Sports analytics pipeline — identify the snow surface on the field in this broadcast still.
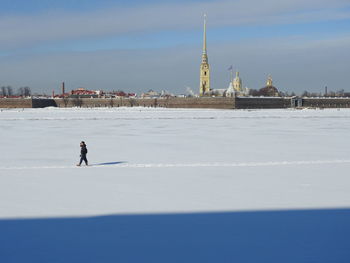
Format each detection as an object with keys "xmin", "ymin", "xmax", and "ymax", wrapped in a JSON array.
[{"xmin": 1, "ymin": 107, "xmax": 350, "ymax": 262}]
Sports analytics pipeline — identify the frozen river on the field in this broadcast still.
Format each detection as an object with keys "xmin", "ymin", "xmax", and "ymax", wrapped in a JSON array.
[{"xmin": 1, "ymin": 107, "xmax": 349, "ymax": 262}]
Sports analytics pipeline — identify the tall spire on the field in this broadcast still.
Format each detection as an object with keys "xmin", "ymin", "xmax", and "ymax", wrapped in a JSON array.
[
  {"xmin": 199, "ymin": 13, "xmax": 210, "ymax": 96},
  {"xmin": 202, "ymin": 14, "xmax": 208, "ymax": 64},
  {"xmin": 203, "ymin": 14, "xmax": 207, "ymax": 54}
]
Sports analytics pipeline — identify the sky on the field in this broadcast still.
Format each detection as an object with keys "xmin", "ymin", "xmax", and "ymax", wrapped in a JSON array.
[{"xmin": 0, "ymin": 0, "xmax": 350, "ymax": 95}]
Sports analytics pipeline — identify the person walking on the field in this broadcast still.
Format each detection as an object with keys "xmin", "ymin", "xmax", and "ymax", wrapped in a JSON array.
[{"xmin": 77, "ymin": 141, "xmax": 88, "ymax": 166}]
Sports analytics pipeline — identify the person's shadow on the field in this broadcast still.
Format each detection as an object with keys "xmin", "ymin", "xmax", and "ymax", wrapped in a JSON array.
[{"xmin": 93, "ymin": 161, "xmax": 127, "ymax": 166}]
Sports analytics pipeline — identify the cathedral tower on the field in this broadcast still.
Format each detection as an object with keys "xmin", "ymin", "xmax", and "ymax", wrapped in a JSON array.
[
  {"xmin": 199, "ymin": 14, "xmax": 210, "ymax": 96},
  {"xmin": 233, "ymin": 71, "xmax": 242, "ymax": 92}
]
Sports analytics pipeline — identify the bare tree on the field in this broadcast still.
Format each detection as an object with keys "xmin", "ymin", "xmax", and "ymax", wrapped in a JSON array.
[
  {"xmin": 24, "ymin": 87, "xmax": 31, "ymax": 97},
  {"xmin": 17, "ymin": 87, "xmax": 24, "ymax": 96},
  {"xmin": 1, "ymin": 86, "xmax": 6, "ymax": 96},
  {"xmin": 15, "ymin": 87, "xmax": 31, "ymax": 97},
  {"xmin": 6, "ymin": 86, "xmax": 13, "ymax": 97}
]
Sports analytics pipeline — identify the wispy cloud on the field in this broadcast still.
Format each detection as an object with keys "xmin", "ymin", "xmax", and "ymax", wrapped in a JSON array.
[{"xmin": 0, "ymin": 0, "xmax": 349, "ymax": 50}]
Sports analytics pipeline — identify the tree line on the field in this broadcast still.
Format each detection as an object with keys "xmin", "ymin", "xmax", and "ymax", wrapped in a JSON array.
[{"xmin": 0, "ymin": 86, "xmax": 31, "ymax": 97}]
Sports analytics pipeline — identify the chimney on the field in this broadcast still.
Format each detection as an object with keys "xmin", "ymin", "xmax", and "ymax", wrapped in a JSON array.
[{"xmin": 62, "ymin": 82, "xmax": 65, "ymax": 96}]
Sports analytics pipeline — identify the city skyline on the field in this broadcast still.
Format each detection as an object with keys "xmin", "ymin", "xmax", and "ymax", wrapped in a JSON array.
[{"xmin": 0, "ymin": 0, "xmax": 350, "ymax": 94}]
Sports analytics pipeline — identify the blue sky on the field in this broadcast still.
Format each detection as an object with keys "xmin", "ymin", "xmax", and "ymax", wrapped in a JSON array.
[
  {"xmin": 0, "ymin": 0, "xmax": 154, "ymax": 14},
  {"xmin": 0, "ymin": 0, "xmax": 350, "ymax": 94}
]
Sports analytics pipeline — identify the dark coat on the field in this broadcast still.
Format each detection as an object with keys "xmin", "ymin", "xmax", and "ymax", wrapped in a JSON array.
[{"xmin": 81, "ymin": 145, "xmax": 88, "ymax": 155}]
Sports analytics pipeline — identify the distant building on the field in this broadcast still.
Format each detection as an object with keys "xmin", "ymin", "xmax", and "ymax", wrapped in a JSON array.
[
  {"xmin": 225, "ymin": 82, "xmax": 235, "ymax": 97},
  {"xmin": 212, "ymin": 89, "xmax": 226, "ymax": 97},
  {"xmin": 225, "ymin": 71, "xmax": 249, "ymax": 97},
  {"xmin": 70, "ymin": 88, "xmax": 98, "ymax": 98},
  {"xmin": 199, "ymin": 15, "xmax": 210, "ymax": 96},
  {"xmin": 259, "ymin": 75, "xmax": 280, "ymax": 97},
  {"xmin": 141, "ymin": 90, "xmax": 160, "ymax": 98},
  {"xmin": 160, "ymin": 90, "xmax": 175, "ymax": 97},
  {"xmin": 109, "ymin": 91, "xmax": 136, "ymax": 98}
]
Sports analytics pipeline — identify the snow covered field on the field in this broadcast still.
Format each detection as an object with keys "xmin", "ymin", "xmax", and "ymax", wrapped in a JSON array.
[{"xmin": 1, "ymin": 107, "xmax": 350, "ymax": 262}]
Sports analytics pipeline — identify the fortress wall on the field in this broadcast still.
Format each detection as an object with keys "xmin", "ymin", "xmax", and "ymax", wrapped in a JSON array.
[
  {"xmin": 32, "ymin": 99, "xmax": 57, "ymax": 108},
  {"xmin": 302, "ymin": 98, "xmax": 350, "ymax": 108},
  {"xmin": 0, "ymin": 98, "xmax": 32, "ymax": 108},
  {"xmin": 54, "ymin": 98, "xmax": 126, "ymax": 108},
  {"xmin": 157, "ymin": 97, "xmax": 235, "ymax": 109},
  {"xmin": 54, "ymin": 98, "xmax": 153, "ymax": 108},
  {"xmin": 54, "ymin": 97, "xmax": 235, "ymax": 109},
  {"xmin": 2, "ymin": 97, "xmax": 350, "ymax": 109},
  {"xmin": 235, "ymin": 97, "xmax": 291, "ymax": 109},
  {"xmin": 0, "ymin": 98, "xmax": 57, "ymax": 108}
]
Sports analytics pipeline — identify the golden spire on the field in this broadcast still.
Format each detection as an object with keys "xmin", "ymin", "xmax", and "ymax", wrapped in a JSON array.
[
  {"xmin": 199, "ymin": 14, "xmax": 210, "ymax": 96},
  {"xmin": 202, "ymin": 14, "xmax": 208, "ymax": 64},
  {"xmin": 203, "ymin": 14, "xmax": 207, "ymax": 53}
]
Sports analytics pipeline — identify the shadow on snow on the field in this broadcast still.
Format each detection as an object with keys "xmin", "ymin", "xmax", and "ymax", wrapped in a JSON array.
[
  {"xmin": 92, "ymin": 161, "xmax": 127, "ymax": 166},
  {"xmin": 1, "ymin": 209, "xmax": 350, "ymax": 263}
]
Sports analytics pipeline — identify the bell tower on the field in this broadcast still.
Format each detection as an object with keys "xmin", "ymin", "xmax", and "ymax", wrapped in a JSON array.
[{"xmin": 199, "ymin": 14, "xmax": 210, "ymax": 96}]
